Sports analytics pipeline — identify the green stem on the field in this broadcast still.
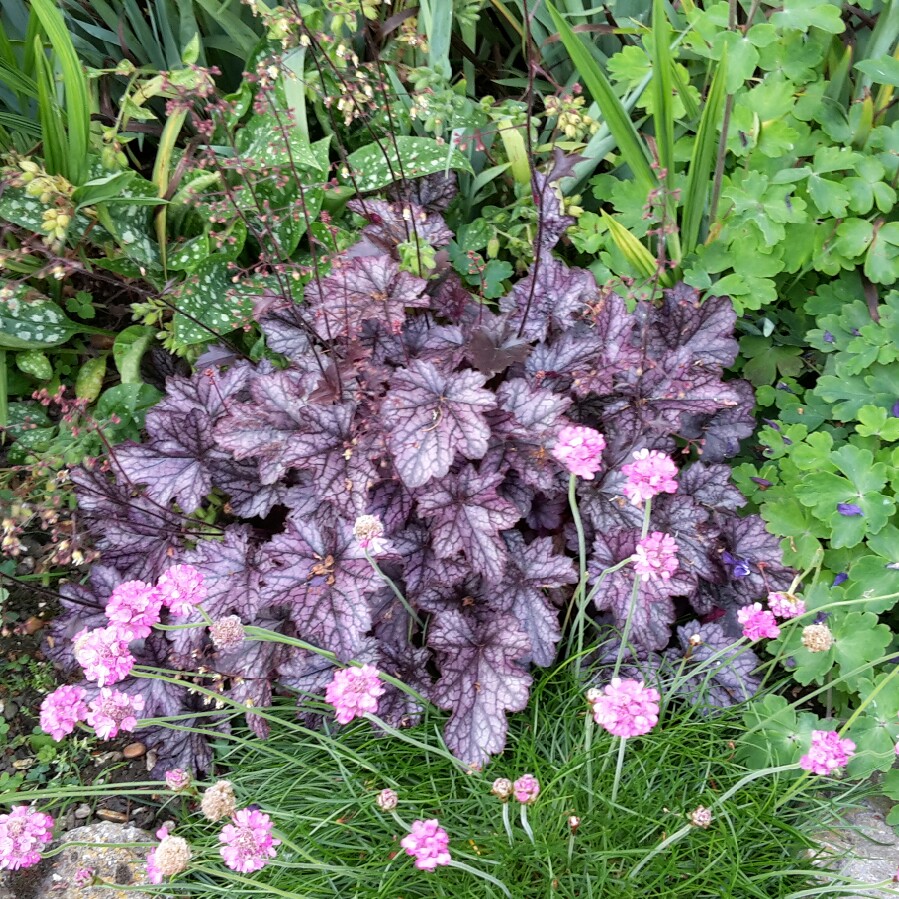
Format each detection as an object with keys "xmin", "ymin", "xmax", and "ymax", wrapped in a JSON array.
[
  {"xmin": 364, "ymin": 550, "xmax": 423, "ymax": 628},
  {"xmin": 610, "ymin": 736, "xmax": 627, "ymax": 805},
  {"xmin": 567, "ymin": 473, "xmax": 589, "ymax": 662},
  {"xmin": 612, "ymin": 498, "xmax": 652, "ymax": 678}
]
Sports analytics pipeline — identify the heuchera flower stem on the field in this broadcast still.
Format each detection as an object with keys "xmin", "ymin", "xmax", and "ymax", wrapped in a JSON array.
[{"xmin": 613, "ymin": 498, "xmax": 652, "ymax": 679}]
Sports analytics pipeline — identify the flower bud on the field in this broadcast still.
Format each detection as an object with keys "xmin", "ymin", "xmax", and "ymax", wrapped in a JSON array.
[
  {"xmin": 376, "ymin": 788, "xmax": 398, "ymax": 811},
  {"xmin": 689, "ymin": 806, "xmax": 712, "ymax": 828},
  {"xmin": 491, "ymin": 778, "xmax": 513, "ymax": 801}
]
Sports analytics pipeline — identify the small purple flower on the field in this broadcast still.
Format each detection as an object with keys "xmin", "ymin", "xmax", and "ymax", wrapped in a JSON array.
[
  {"xmin": 722, "ymin": 551, "xmax": 751, "ymax": 579},
  {"xmin": 832, "ymin": 572, "xmax": 848, "ymax": 587},
  {"xmin": 823, "ymin": 331, "xmax": 834, "ymax": 343},
  {"xmin": 891, "ymin": 401, "xmax": 899, "ymax": 418},
  {"xmin": 851, "ymin": 327, "xmax": 860, "ymax": 336},
  {"xmin": 837, "ymin": 503, "xmax": 863, "ymax": 517},
  {"xmin": 750, "ymin": 477, "xmax": 772, "ymax": 488}
]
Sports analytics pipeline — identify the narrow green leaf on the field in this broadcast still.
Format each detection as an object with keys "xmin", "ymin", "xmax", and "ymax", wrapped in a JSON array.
[
  {"xmin": 681, "ymin": 48, "xmax": 728, "ymax": 257},
  {"xmin": 854, "ymin": 0, "xmax": 899, "ymax": 100},
  {"xmin": 545, "ymin": 1, "xmax": 655, "ymax": 193},
  {"xmin": 601, "ymin": 211, "xmax": 662, "ymax": 282},
  {"xmin": 651, "ymin": 0, "xmax": 674, "ymax": 183},
  {"xmin": 423, "ymin": 0, "xmax": 452, "ymax": 79},
  {"xmin": 33, "ymin": 40, "xmax": 67, "ymax": 178},
  {"xmin": 192, "ymin": 0, "xmax": 260, "ymax": 55}
]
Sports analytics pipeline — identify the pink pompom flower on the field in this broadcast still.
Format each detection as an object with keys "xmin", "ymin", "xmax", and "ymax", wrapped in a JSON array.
[
  {"xmin": 589, "ymin": 678, "xmax": 661, "ymax": 738},
  {"xmin": 620, "ymin": 449, "xmax": 678, "ymax": 507},
  {"xmin": 105, "ymin": 580, "xmax": 162, "ymax": 641},
  {"xmin": 552, "ymin": 425, "xmax": 607, "ymax": 480},
  {"xmin": 165, "ymin": 769, "xmax": 191, "ymax": 792},
  {"xmin": 737, "ymin": 603, "xmax": 781, "ymax": 641},
  {"xmin": 86, "ymin": 688, "xmax": 144, "ymax": 740},
  {"xmin": 353, "ymin": 515, "xmax": 390, "ymax": 556},
  {"xmin": 0, "ymin": 806, "xmax": 54, "ymax": 871},
  {"xmin": 633, "ymin": 532, "xmax": 679, "ymax": 580},
  {"xmin": 512, "ymin": 774, "xmax": 540, "ymax": 804},
  {"xmin": 325, "ymin": 664, "xmax": 385, "ymax": 725},
  {"xmin": 39, "ymin": 684, "xmax": 88, "ymax": 741},
  {"xmin": 767, "ymin": 591, "xmax": 806, "ymax": 620},
  {"xmin": 400, "ymin": 819, "xmax": 451, "ymax": 871},
  {"xmin": 156, "ymin": 564, "xmax": 206, "ymax": 618},
  {"xmin": 219, "ymin": 808, "xmax": 280, "ymax": 873},
  {"xmin": 73, "ymin": 626, "xmax": 135, "ymax": 686},
  {"xmin": 799, "ymin": 730, "xmax": 855, "ymax": 775}
]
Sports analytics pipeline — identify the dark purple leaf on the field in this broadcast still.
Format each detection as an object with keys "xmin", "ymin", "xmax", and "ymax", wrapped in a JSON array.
[
  {"xmin": 417, "ymin": 464, "xmax": 520, "ymax": 583},
  {"xmin": 651, "ymin": 494, "xmax": 723, "ymax": 585},
  {"xmin": 155, "ymin": 361, "xmax": 253, "ymax": 424},
  {"xmin": 716, "ymin": 514, "xmax": 793, "ymax": 601},
  {"xmin": 429, "ymin": 609, "xmax": 532, "ymax": 769},
  {"xmin": 347, "ymin": 198, "xmax": 453, "ymax": 250},
  {"xmin": 401, "ymin": 314, "xmax": 466, "ymax": 367},
  {"xmin": 259, "ymin": 304, "xmax": 313, "ymax": 361},
  {"xmin": 382, "ymin": 360, "xmax": 495, "ymax": 488},
  {"xmin": 393, "ymin": 525, "xmax": 471, "ymax": 595},
  {"xmin": 680, "ymin": 379, "xmax": 756, "ymax": 462},
  {"xmin": 386, "ymin": 172, "xmax": 457, "ymax": 213},
  {"xmin": 465, "ymin": 311, "xmax": 532, "ymax": 375},
  {"xmin": 429, "ymin": 271, "xmax": 476, "ymax": 323},
  {"xmin": 143, "ymin": 724, "xmax": 213, "ymax": 777},
  {"xmin": 207, "ymin": 457, "xmax": 287, "ymax": 518},
  {"xmin": 677, "ymin": 463, "xmax": 747, "ymax": 513}
]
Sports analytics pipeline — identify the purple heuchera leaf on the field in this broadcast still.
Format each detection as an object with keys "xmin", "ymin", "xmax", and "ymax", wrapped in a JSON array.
[
  {"xmin": 347, "ymin": 198, "xmax": 453, "ymax": 251},
  {"xmin": 716, "ymin": 515, "xmax": 793, "ymax": 601},
  {"xmin": 428, "ymin": 609, "xmax": 532, "ymax": 769},
  {"xmin": 417, "ymin": 463, "xmax": 520, "ymax": 583},
  {"xmin": 386, "ymin": 171, "xmax": 458, "ymax": 213},
  {"xmin": 382, "ymin": 360, "xmax": 495, "ymax": 488}
]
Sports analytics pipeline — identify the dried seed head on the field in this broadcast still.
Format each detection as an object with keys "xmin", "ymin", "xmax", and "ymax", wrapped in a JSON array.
[
  {"xmin": 155, "ymin": 835, "xmax": 192, "ymax": 876},
  {"xmin": 689, "ymin": 806, "xmax": 712, "ymax": 828},
  {"xmin": 200, "ymin": 780, "xmax": 236, "ymax": 822},
  {"xmin": 491, "ymin": 778, "xmax": 513, "ymax": 801},
  {"xmin": 801, "ymin": 624, "xmax": 834, "ymax": 653},
  {"xmin": 376, "ymin": 789, "xmax": 398, "ymax": 811},
  {"xmin": 209, "ymin": 616, "xmax": 245, "ymax": 653},
  {"xmin": 568, "ymin": 815, "xmax": 581, "ymax": 833}
]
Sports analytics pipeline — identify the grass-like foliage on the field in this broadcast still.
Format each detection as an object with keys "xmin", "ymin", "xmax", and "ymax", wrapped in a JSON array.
[{"xmin": 154, "ymin": 668, "xmax": 851, "ymax": 899}]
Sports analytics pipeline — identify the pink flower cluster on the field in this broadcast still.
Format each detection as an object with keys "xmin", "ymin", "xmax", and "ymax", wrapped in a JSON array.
[
  {"xmin": 156, "ymin": 565, "xmax": 207, "ymax": 618},
  {"xmin": 0, "ymin": 806, "xmax": 54, "ymax": 871},
  {"xmin": 552, "ymin": 425, "xmax": 606, "ymax": 480},
  {"xmin": 512, "ymin": 774, "xmax": 540, "ymax": 804},
  {"xmin": 39, "ymin": 685, "xmax": 88, "ymax": 741},
  {"xmin": 73, "ymin": 626, "xmax": 136, "ymax": 686},
  {"xmin": 86, "ymin": 688, "xmax": 145, "ymax": 740},
  {"xmin": 799, "ymin": 730, "xmax": 855, "ymax": 775},
  {"xmin": 325, "ymin": 664, "xmax": 385, "ymax": 724},
  {"xmin": 621, "ymin": 450, "xmax": 678, "ymax": 507},
  {"xmin": 767, "ymin": 591, "xmax": 806, "ymax": 620},
  {"xmin": 219, "ymin": 808, "xmax": 281, "ymax": 873},
  {"xmin": 105, "ymin": 580, "xmax": 163, "ymax": 641},
  {"xmin": 400, "ymin": 819, "xmax": 451, "ymax": 871},
  {"xmin": 737, "ymin": 603, "xmax": 781, "ymax": 641},
  {"xmin": 633, "ymin": 532, "xmax": 679, "ymax": 580},
  {"xmin": 589, "ymin": 678, "xmax": 661, "ymax": 738}
]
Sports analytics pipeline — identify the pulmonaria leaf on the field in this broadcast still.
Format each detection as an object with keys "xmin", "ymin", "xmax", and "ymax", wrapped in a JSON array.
[
  {"xmin": 382, "ymin": 360, "xmax": 495, "ymax": 488},
  {"xmin": 115, "ymin": 408, "xmax": 216, "ymax": 513},
  {"xmin": 501, "ymin": 255, "xmax": 597, "ymax": 341},
  {"xmin": 716, "ymin": 514, "xmax": 794, "ymax": 601},
  {"xmin": 386, "ymin": 171, "xmax": 458, "ymax": 213},
  {"xmin": 71, "ymin": 468, "xmax": 184, "ymax": 581},
  {"xmin": 666, "ymin": 620, "xmax": 761, "ymax": 709},
  {"xmin": 417, "ymin": 463, "xmax": 520, "ymax": 583},
  {"xmin": 496, "ymin": 533, "xmax": 577, "ymax": 666},
  {"xmin": 428, "ymin": 609, "xmax": 532, "ymax": 769},
  {"xmin": 347, "ymin": 198, "xmax": 453, "ymax": 251},
  {"xmin": 305, "ymin": 254, "xmax": 429, "ymax": 340},
  {"xmin": 258, "ymin": 518, "xmax": 378, "ymax": 660},
  {"xmin": 213, "ymin": 368, "xmax": 319, "ymax": 484},
  {"xmin": 588, "ymin": 530, "xmax": 695, "ymax": 652}
]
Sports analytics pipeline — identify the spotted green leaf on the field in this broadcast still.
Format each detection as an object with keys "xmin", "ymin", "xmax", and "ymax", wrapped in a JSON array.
[
  {"xmin": 345, "ymin": 137, "xmax": 473, "ymax": 193},
  {"xmin": 0, "ymin": 283, "xmax": 82, "ymax": 350}
]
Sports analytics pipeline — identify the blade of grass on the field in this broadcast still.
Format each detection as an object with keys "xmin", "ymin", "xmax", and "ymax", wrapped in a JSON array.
[
  {"xmin": 681, "ymin": 47, "xmax": 727, "ymax": 258},
  {"xmin": 0, "ymin": 350, "xmax": 7, "ymax": 429},
  {"xmin": 31, "ymin": 0, "xmax": 91, "ymax": 185},
  {"xmin": 33, "ymin": 39, "xmax": 67, "ymax": 178},
  {"xmin": 152, "ymin": 108, "xmax": 188, "ymax": 274},
  {"xmin": 546, "ymin": 0, "xmax": 656, "ymax": 194}
]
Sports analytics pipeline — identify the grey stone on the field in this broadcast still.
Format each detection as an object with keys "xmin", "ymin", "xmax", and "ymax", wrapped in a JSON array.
[{"xmin": 0, "ymin": 821, "xmax": 160, "ymax": 899}]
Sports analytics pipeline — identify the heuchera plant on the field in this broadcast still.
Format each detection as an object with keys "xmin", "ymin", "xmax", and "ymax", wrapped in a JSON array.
[{"xmin": 47, "ymin": 170, "xmax": 791, "ymax": 772}]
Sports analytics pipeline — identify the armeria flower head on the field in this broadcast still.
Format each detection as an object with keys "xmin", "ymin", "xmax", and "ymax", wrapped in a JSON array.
[
  {"xmin": 689, "ymin": 806, "xmax": 712, "ymax": 828},
  {"xmin": 491, "ymin": 778, "xmax": 513, "ymax": 801},
  {"xmin": 104, "ymin": 580, "xmax": 162, "ymax": 641},
  {"xmin": 551, "ymin": 425, "xmax": 606, "ymax": 480},
  {"xmin": 633, "ymin": 532, "xmax": 679, "ymax": 580},
  {"xmin": 156, "ymin": 564, "xmax": 206, "ymax": 618},
  {"xmin": 737, "ymin": 603, "xmax": 780, "ymax": 641},
  {"xmin": 802, "ymin": 623, "xmax": 834, "ymax": 652},
  {"xmin": 353, "ymin": 515, "xmax": 390, "ymax": 556},
  {"xmin": 589, "ymin": 678, "xmax": 661, "ymax": 738},
  {"xmin": 0, "ymin": 806, "xmax": 54, "ymax": 870},
  {"xmin": 86, "ymin": 688, "xmax": 144, "ymax": 740},
  {"xmin": 209, "ymin": 616, "xmax": 245, "ymax": 653},
  {"xmin": 512, "ymin": 774, "xmax": 540, "ymax": 804},
  {"xmin": 376, "ymin": 789, "xmax": 398, "ymax": 811},
  {"xmin": 219, "ymin": 808, "xmax": 280, "ymax": 873},
  {"xmin": 148, "ymin": 832, "xmax": 192, "ymax": 882},
  {"xmin": 73, "ymin": 626, "xmax": 135, "ymax": 686},
  {"xmin": 767, "ymin": 591, "xmax": 806, "ymax": 620},
  {"xmin": 200, "ymin": 781, "xmax": 236, "ymax": 822},
  {"xmin": 620, "ymin": 449, "xmax": 678, "ymax": 507},
  {"xmin": 325, "ymin": 664, "xmax": 385, "ymax": 724},
  {"xmin": 165, "ymin": 769, "xmax": 191, "ymax": 792},
  {"xmin": 400, "ymin": 819, "xmax": 451, "ymax": 871},
  {"xmin": 799, "ymin": 730, "xmax": 855, "ymax": 775},
  {"xmin": 39, "ymin": 684, "xmax": 88, "ymax": 741}
]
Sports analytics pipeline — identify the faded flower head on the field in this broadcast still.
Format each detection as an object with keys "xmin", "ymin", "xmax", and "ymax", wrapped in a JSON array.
[
  {"xmin": 325, "ymin": 664, "xmax": 385, "ymax": 725},
  {"xmin": 209, "ymin": 615, "xmax": 245, "ymax": 653},
  {"xmin": 491, "ymin": 778, "xmax": 513, "ymax": 801},
  {"xmin": 165, "ymin": 769, "xmax": 191, "ymax": 792},
  {"xmin": 589, "ymin": 678, "xmax": 660, "ymax": 738},
  {"xmin": 72, "ymin": 868, "xmax": 93, "ymax": 886},
  {"xmin": 86, "ymin": 688, "xmax": 144, "ymax": 740},
  {"xmin": 689, "ymin": 806, "xmax": 712, "ymax": 828},
  {"xmin": 200, "ymin": 781, "xmax": 237, "ymax": 823},
  {"xmin": 147, "ymin": 831, "xmax": 192, "ymax": 884},
  {"xmin": 39, "ymin": 684, "xmax": 88, "ymax": 741},
  {"xmin": 353, "ymin": 515, "xmax": 390, "ymax": 555},
  {"xmin": 376, "ymin": 788, "xmax": 398, "ymax": 811},
  {"xmin": 104, "ymin": 580, "xmax": 162, "ymax": 641},
  {"xmin": 568, "ymin": 815, "xmax": 580, "ymax": 832},
  {"xmin": 219, "ymin": 808, "xmax": 280, "ymax": 873},
  {"xmin": 801, "ymin": 623, "xmax": 834, "ymax": 653},
  {"xmin": 620, "ymin": 449, "xmax": 678, "ymax": 507},
  {"xmin": 799, "ymin": 730, "xmax": 855, "ymax": 775},
  {"xmin": 156, "ymin": 564, "xmax": 206, "ymax": 618},
  {"xmin": 0, "ymin": 806, "xmax": 54, "ymax": 871},
  {"xmin": 736, "ymin": 603, "xmax": 780, "ymax": 641},
  {"xmin": 767, "ymin": 591, "xmax": 806, "ymax": 620},
  {"xmin": 633, "ymin": 532, "xmax": 679, "ymax": 580},
  {"xmin": 551, "ymin": 425, "xmax": 606, "ymax": 480},
  {"xmin": 512, "ymin": 773, "xmax": 540, "ymax": 804},
  {"xmin": 400, "ymin": 819, "xmax": 451, "ymax": 871},
  {"xmin": 73, "ymin": 625, "xmax": 135, "ymax": 686}
]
